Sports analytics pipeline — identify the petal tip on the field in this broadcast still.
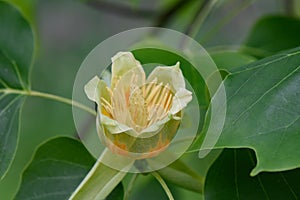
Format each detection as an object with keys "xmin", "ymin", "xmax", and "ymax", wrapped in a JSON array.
[
  {"xmin": 111, "ymin": 51, "xmax": 133, "ymax": 62},
  {"xmin": 84, "ymin": 76, "xmax": 100, "ymax": 102}
]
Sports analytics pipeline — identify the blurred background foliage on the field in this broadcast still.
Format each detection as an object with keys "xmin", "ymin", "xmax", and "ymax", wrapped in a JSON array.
[{"xmin": 0, "ymin": 0, "xmax": 299, "ymax": 199}]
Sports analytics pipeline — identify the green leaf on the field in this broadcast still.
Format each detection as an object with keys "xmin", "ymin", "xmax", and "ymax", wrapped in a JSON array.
[
  {"xmin": 244, "ymin": 15, "xmax": 300, "ymax": 58},
  {"xmin": 157, "ymin": 157, "xmax": 204, "ymax": 193},
  {"xmin": 15, "ymin": 137, "xmax": 95, "ymax": 200},
  {"xmin": 106, "ymin": 183, "xmax": 124, "ymax": 200},
  {"xmin": 205, "ymin": 149, "xmax": 300, "ymax": 199},
  {"xmin": 210, "ymin": 51, "xmax": 256, "ymax": 72},
  {"xmin": 4, "ymin": 0, "xmax": 37, "ymax": 25},
  {"xmin": 0, "ymin": 1, "xmax": 34, "ymax": 179},
  {"xmin": 70, "ymin": 149, "xmax": 134, "ymax": 200},
  {"xmin": 208, "ymin": 50, "xmax": 256, "ymax": 95},
  {"xmin": 16, "ymin": 137, "xmax": 125, "ymax": 200},
  {"xmin": 201, "ymin": 47, "xmax": 300, "ymax": 175}
]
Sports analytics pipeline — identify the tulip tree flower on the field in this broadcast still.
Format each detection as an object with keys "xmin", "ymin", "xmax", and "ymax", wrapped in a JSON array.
[{"xmin": 85, "ymin": 52, "xmax": 192, "ymax": 159}]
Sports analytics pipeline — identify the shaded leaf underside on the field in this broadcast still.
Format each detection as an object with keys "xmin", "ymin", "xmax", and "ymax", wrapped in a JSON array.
[{"xmin": 205, "ymin": 149, "xmax": 300, "ymax": 199}]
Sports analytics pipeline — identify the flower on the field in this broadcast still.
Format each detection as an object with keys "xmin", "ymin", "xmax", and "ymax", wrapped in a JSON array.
[{"xmin": 85, "ymin": 52, "xmax": 192, "ymax": 159}]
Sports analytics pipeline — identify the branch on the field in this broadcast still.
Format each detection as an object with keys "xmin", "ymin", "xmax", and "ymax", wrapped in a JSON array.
[
  {"xmin": 153, "ymin": 0, "xmax": 196, "ymax": 27},
  {"xmin": 86, "ymin": 0, "xmax": 156, "ymax": 19},
  {"xmin": 184, "ymin": 0, "xmax": 210, "ymax": 36}
]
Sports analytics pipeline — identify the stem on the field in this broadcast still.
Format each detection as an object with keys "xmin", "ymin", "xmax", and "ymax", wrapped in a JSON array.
[
  {"xmin": 200, "ymin": 0, "xmax": 256, "ymax": 44},
  {"xmin": 124, "ymin": 174, "xmax": 138, "ymax": 200},
  {"xmin": 152, "ymin": 172, "xmax": 174, "ymax": 200},
  {"xmin": 185, "ymin": 0, "xmax": 219, "ymax": 39},
  {"xmin": 180, "ymin": 0, "xmax": 219, "ymax": 49},
  {"xmin": 1, "ymin": 88, "xmax": 96, "ymax": 116}
]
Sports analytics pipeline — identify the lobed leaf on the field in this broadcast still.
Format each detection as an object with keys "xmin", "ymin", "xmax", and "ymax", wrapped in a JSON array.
[
  {"xmin": 203, "ymin": 47, "xmax": 300, "ymax": 175},
  {"xmin": 0, "ymin": 1, "xmax": 34, "ymax": 179}
]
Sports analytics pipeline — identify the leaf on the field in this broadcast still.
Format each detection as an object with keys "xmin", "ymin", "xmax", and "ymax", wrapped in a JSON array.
[
  {"xmin": 106, "ymin": 183, "xmax": 124, "ymax": 200},
  {"xmin": 157, "ymin": 157, "xmax": 204, "ymax": 193},
  {"xmin": 210, "ymin": 51, "xmax": 256, "ymax": 72},
  {"xmin": 244, "ymin": 15, "xmax": 300, "ymax": 58},
  {"xmin": 15, "ymin": 137, "xmax": 95, "ymax": 200},
  {"xmin": 70, "ymin": 149, "xmax": 134, "ymax": 200},
  {"xmin": 4, "ymin": 0, "xmax": 37, "ymax": 25},
  {"xmin": 0, "ymin": 1, "xmax": 34, "ymax": 179},
  {"xmin": 200, "ymin": 47, "xmax": 300, "ymax": 175},
  {"xmin": 16, "ymin": 137, "xmax": 125, "ymax": 200},
  {"xmin": 208, "ymin": 50, "xmax": 256, "ymax": 95},
  {"xmin": 205, "ymin": 149, "xmax": 300, "ymax": 199}
]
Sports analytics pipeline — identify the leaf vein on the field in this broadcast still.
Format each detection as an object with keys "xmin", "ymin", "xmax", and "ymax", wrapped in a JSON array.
[
  {"xmin": 280, "ymin": 173, "xmax": 298, "ymax": 199},
  {"xmin": 248, "ymin": 150, "xmax": 270, "ymax": 199},
  {"xmin": 30, "ymin": 158, "xmax": 92, "ymax": 170},
  {"xmin": 22, "ymin": 191, "xmax": 69, "ymax": 200},
  {"xmin": 233, "ymin": 65, "xmax": 300, "ymax": 124}
]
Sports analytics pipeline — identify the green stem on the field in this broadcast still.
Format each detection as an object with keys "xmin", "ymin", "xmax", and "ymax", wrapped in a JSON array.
[
  {"xmin": 180, "ymin": 0, "xmax": 219, "ymax": 49},
  {"xmin": 0, "ymin": 88, "xmax": 96, "ymax": 116},
  {"xmin": 152, "ymin": 172, "xmax": 174, "ymax": 200},
  {"xmin": 186, "ymin": 0, "xmax": 219, "ymax": 39},
  {"xmin": 124, "ymin": 174, "xmax": 138, "ymax": 200},
  {"xmin": 200, "ymin": 0, "xmax": 256, "ymax": 43}
]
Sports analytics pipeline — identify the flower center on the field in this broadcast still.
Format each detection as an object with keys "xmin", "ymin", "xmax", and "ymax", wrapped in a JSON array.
[{"xmin": 100, "ymin": 77, "xmax": 174, "ymax": 133}]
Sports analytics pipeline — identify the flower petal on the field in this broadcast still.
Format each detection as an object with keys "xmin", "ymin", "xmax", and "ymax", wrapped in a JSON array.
[
  {"xmin": 170, "ymin": 88, "xmax": 192, "ymax": 115},
  {"xmin": 146, "ymin": 62, "xmax": 185, "ymax": 93},
  {"xmin": 84, "ymin": 76, "xmax": 101, "ymax": 103},
  {"xmin": 111, "ymin": 51, "xmax": 145, "ymax": 89},
  {"xmin": 111, "ymin": 66, "xmax": 146, "ymax": 128},
  {"xmin": 100, "ymin": 114, "xmax": 132, "ymax": 134}
]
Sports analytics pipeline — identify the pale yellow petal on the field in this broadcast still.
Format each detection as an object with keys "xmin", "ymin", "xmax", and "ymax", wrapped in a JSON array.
[
  {"xmin": 146, "ymin": 62, "xmax": 184, "ymax": 93},
  {"xmin": 111, "ymin": 51, "xmax": 145, "ymax": 89},
  {"xmin": 170, "ymin": 88, "xmax": 192, "ymax": 115},
  {"xmin": 84, "ymin": 76, "xmax": 101, "ymax": 103}
]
